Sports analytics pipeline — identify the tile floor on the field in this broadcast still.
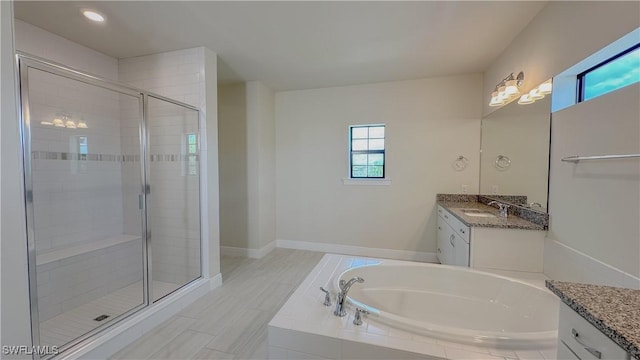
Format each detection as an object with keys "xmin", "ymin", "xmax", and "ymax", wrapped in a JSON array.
[
  {"xmin": 40, "ymin": 280, "xmax": 177, "ymax": 348},
  {"xmin": 111, "ymin": 249, "xmax": 325, "ymax": 359}
]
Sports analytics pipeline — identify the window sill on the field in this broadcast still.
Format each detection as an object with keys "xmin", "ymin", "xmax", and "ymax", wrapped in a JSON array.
[{"xmin": 342, "ymin": 178, "xmax": 391, "ymax": 186}]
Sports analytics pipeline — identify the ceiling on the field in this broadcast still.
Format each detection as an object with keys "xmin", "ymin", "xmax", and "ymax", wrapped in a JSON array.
[{"xmin": 14, "ymin": 1, "xmax": 546, "ymax": 91}]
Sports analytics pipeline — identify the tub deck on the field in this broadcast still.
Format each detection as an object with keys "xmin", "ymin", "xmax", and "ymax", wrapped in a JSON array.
[{"xmin": 268, "ymin": 254, "xmax": 558, "ymax": 360}]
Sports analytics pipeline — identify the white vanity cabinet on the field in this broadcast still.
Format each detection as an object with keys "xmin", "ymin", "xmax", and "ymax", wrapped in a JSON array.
[
  {"xmin": 557, "ymin": 303, "xmax": 630, "ymax": 360},
  {"xmin": 436, "ymin": 205, "xmax": 546, "ymax": 272},
  {"xmin": 437, "ymin": 208, "xmax": 469, "ymax": 266}
]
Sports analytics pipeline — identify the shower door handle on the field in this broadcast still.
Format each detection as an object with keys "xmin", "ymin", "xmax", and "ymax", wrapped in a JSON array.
[{"xmin": 139, "ymin": 194, "xmax": 143, "ymax": 210}]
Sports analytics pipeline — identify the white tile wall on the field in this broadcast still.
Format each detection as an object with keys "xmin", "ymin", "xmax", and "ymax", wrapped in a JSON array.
[
  {"xmin": 544, "ymin": 238, "xmax": 640, "ymax": 289},
  {"xmin": 36, "ymin": 238, "xmax": 143, "ymax": 322},
  {"xmin": 28, "ymin": 65, "xmax": 124, "ymax": 252},
  {"xmin": 119, "ymin": 49, "xmax": 204, "ymax": 288}
]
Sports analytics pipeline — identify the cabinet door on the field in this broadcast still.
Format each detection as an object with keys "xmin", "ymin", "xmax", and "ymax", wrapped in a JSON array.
[
  {"xmin": 452, "ymin": 232, "xmax": 470, "ymax": 267},
  {"xmin": 436, "ymin": 216, "xmax": 448, "ymax": 264},
  {"xmin": 437, "ymin": 216, "xmax": 455, "ymax": 265}
]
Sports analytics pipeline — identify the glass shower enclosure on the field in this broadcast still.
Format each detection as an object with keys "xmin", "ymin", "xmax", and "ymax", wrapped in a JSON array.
[{"xmin": 17, "ymin": 53, "xmax": 202, "ymax": 356}]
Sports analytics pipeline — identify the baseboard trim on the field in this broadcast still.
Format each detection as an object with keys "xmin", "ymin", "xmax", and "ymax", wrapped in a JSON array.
[
  {"xmin": 221, "ymin": 240, "xmax": 276, "ymax": 259},
  {"xmin": 276, "ymin": 239, "xmax": 438, "ymax": 263},
  {"xmin": 209, "ymin": 273, "xmax": 222, "ymax": 289}
]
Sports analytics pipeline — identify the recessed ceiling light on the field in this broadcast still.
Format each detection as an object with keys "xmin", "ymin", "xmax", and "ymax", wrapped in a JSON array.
[{"xmin": 83, "ymin": 10, "xmax": 105, "ymax": 22}]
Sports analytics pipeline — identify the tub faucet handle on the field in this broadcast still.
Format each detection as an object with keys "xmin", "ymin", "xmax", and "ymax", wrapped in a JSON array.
[
  {"xmin": 353, "ymin": 308, "xmax": 369, "ymax": 326},
  {"xmin": 319, "ymin": 287, "xmax": 332, "ymax": 307}
]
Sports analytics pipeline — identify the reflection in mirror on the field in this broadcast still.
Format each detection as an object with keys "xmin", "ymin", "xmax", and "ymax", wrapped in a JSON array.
[{"xmin": 480, "ymin": 85, "xmax": 551, "ymax": 212}]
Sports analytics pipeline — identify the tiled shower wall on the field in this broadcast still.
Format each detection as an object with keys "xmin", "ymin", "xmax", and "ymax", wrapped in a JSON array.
[
  {"xmin": 119, "ymin": 93, "xmax": 143, "ymax": 237},
  {"xmin": 119, "ymin": 48, "xmax": 203, "ymax": 285},
  {"xmin": 16, "ymin": 20, "xmax": 144, "ymax": 321},
  {"xmin": 36, "ymin": 240, "xmax": 143, "ymax": 322},
  {"xmin": 28, "ymin": 68, "xmax": 144, "ymax": 321},
  {"xmin": 28, "ymin": 68, "xmax": 125, "ymax": 251}
]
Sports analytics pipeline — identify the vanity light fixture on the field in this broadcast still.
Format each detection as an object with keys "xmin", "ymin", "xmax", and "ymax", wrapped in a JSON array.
[
  {"xmin": 538, "ymin": 80, "xmax": 553, "ymax": 94},
  {"xmin": 83, "ymin": 10, "xmax": 105, "ymax": 22},
  {"xmin": 517, "ymin": 94, "xmax": 534, "ymax": 105},
  {"xmin": 489, "ymin": 91, "xmax": 503, "ymax": 107},
  {"xmin": 518, "ymin": 79, "xmax": 553, "ymax": 105},
  {"xmin": 52, "ymin": 118, "xmax": 65, "ymax": 127},
  {"xmin": 528, "ymin": 88, "xmax": 544, "ymax": 100},
  {"xmin": 42, "ymin": 113, "xmax": 86, "ymax": 129},
  {"xmin": 489, "ymin": 71, "xmax": 525, "ymax": 107}
]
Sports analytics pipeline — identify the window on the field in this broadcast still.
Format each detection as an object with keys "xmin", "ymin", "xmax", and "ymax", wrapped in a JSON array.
[
  {"xmin": 579, "ymin": 44, "xmax": 640, "ymax": 102},
  {"xmin": 73, "ymin": 136, "xmax": 88, "ymax": 174},
  {"xmin": 184, "ymin": 133, "xmax": 198, "ymax": 176},
  {"xmin": 349, "ymin": 125, "xmax": 385, "ymax": 178}
]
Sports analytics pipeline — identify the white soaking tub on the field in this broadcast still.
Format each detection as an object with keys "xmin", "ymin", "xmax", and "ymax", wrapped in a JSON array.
[{"xmin": 335, "ymin": 261, "xmax": 558, "ymax": 351}]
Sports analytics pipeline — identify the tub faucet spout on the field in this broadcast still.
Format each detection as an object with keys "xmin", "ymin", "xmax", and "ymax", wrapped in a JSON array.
[{"xmin": 334, "ymin": 277, "xmax": 364, "ymax": 317}]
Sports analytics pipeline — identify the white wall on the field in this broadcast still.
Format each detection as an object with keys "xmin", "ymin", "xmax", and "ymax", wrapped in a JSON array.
[
  {"xmin": 247, "ymin": 81, "xmax": 276, "ymax": 251},
  {"xmin": 484, "ymin": 1, "xmax": 640, "ymax": 287},
  {"xmin": 1, "ymin": 2, "xmax": 33, "ymax": 357},
  {"xmin": 14, "ymin": 20, "xmax": 118, "ymax": 80},
  {"xmin": 275, "ymin": 75, "xmax": 482, "ymax": 255},
  {"xmin": 483, "ymin": 1, "xmax": 640, "ymax": 116},
  {"xmin": 546, "ymin": 84, "xmax": 639, "ymax": 284},
  {"xmin": 218, "ymin": 81, "xmax": 276, "ymax": 255},
  {"xmin": 218, "ymin": 83, "xmax": 249, "ymax": 249}
]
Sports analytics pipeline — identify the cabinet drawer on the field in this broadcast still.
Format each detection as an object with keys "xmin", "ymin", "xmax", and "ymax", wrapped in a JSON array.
[
  {"xmin": 437, "ymin": 206, "xmax": 469, "ymax": 242},
  {"xmin": 558, "ymin": 340, "xmax": 581, "ymax": 360},
  {"xmin": 558, "ymin": 303, "xmax": 629, "ymax": 360}
]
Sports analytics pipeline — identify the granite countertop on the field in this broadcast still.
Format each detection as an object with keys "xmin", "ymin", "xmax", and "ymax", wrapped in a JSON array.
[
  {"xmin": 546, "ymin": 280, "xmax": 640, "ymax": 359},
  {"xmin": 437, "ymin": 200, "xmax": 544, "ymax": 230}
]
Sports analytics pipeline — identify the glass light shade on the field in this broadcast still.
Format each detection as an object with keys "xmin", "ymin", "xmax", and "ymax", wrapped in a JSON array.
[
  {"xmin": 40, "ymin": 121, "xmax": 54, "ymax": 126},
  {"xmin": 529, "ymin": 88, "xmax": 544, "ymax": 100},
  {"xmin": 65, "ymin": 120, "xmax": 77, "ymax": 129},
  {"xmin": 504, "ymin": 80, "xmax": 519, "ymax": 95},
  {"xmin": 489, "ymin": 96, "xmax": 503, "ymax": 107},
  {"xmin": 83, "ymin": 10, "xmax": 105, "ymax": 22},
  {"xmin": 52, "ymin": 118, "xmax": 65, "ymax": 127},
  {"xmin": 77, "ymin": 121, "xmax": 88, "ymax": 129},
  {"xmin": 518, "ymin": 94, "xmax": 534, "ymax": 104},
  {"xmin": 538, "ymin": 81, "xmax": 553, "ymax": 94}
]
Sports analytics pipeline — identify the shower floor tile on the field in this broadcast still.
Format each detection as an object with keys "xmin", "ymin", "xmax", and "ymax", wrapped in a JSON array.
[{"xmin": 39, "ymin": 280, "xmax": 177, "ymax": 348}]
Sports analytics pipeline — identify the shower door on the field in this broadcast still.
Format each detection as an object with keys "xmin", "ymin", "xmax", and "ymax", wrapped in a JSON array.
[
  {"xmin": 146, "ymin": 95, "xmax": 202, "ymax": 302},
  {"xmin": 19, "ymin": 58, "xmax": 147, "ymax": 353},
  {"xmin": 19, "ymin": 54, "xmax": 203, "ymax": 357}
]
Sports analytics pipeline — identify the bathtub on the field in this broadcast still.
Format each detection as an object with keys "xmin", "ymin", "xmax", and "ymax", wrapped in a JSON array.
[{"xmin": 335, "ymin": 261, "xmax": 558, "ymax": 351}]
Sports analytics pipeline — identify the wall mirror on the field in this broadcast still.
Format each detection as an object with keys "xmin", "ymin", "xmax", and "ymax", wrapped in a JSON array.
[{"xmin": 480, "ymin": 86, "xmax": 551, "ymax": 212}]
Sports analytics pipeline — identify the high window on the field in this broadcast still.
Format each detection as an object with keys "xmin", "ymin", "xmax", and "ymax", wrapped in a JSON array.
[
  {"xmin": 579, "ymin": 44, "xmax": 640, "ymax": 102},
  {"xmin": 349, "ymin": 125, "xmax": 385, "ymax": 178}
]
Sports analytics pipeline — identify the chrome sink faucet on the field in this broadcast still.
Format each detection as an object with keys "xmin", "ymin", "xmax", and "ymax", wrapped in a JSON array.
[
  {"xmin": 488, "ymin": 201, "xmax": 510, "ymax": 218},
  {"xmin": 334, "ymin": 277, "xmax": 364, "ymax": 317}
]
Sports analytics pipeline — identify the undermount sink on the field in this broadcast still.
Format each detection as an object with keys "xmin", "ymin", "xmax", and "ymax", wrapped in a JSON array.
[{"xmin": 460, "ymin": 209, "xmax": 497, "ymax": 218}]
